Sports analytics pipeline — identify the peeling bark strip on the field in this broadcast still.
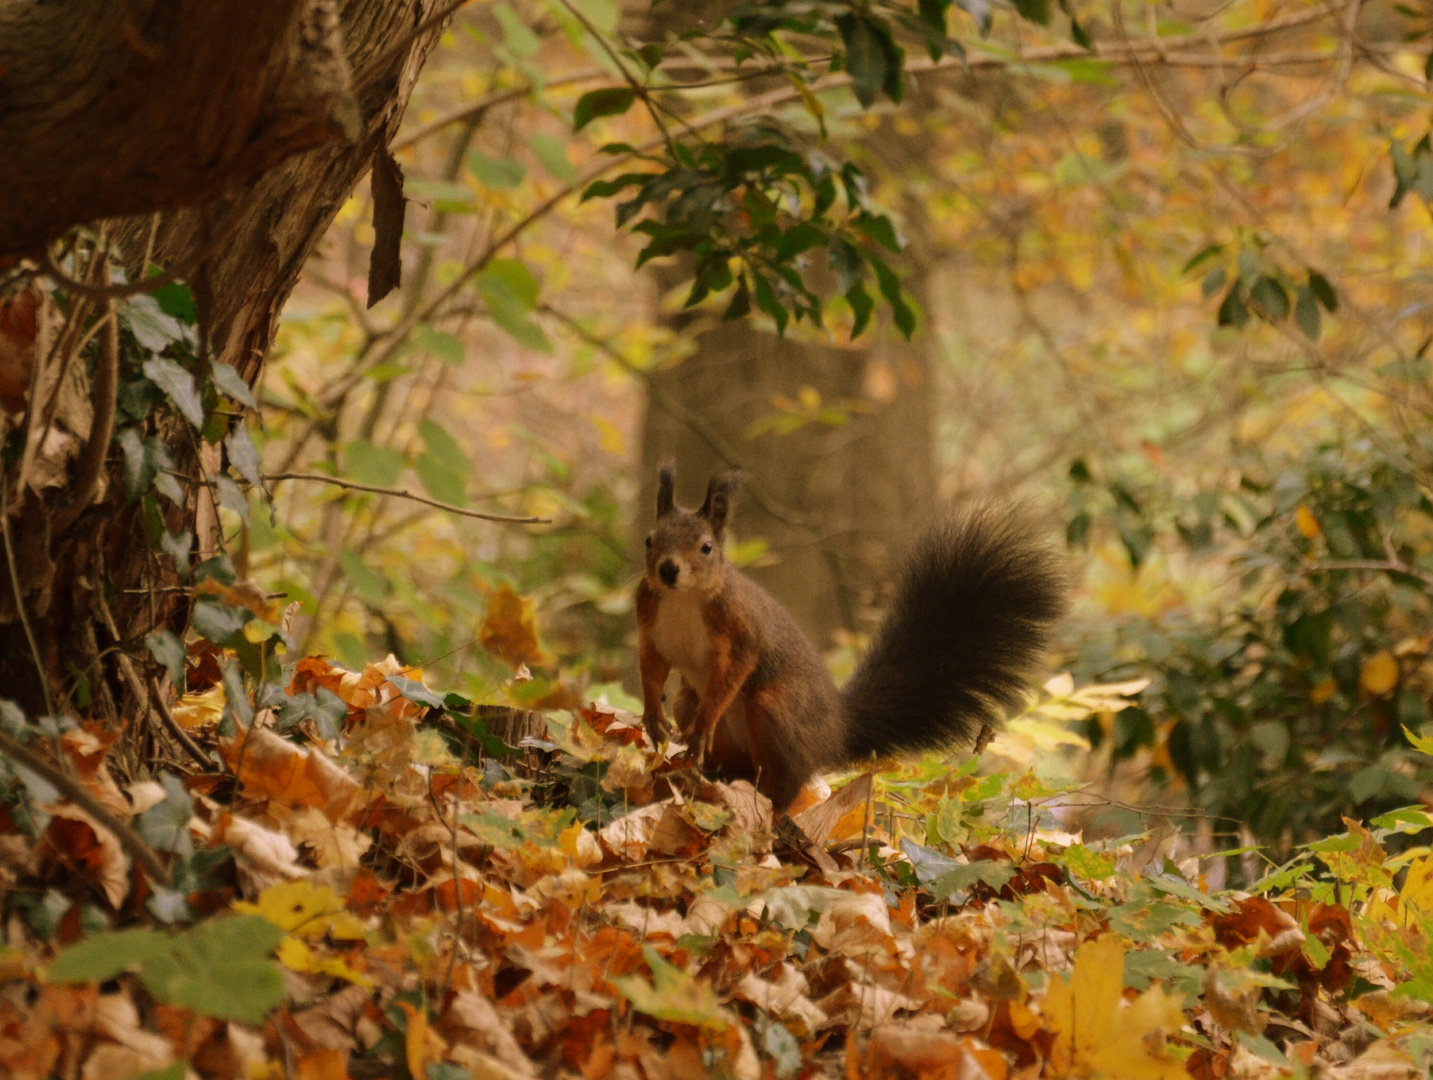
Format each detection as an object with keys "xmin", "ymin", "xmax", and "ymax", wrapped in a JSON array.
[
  {"xmin": 367, "ymin": 146, "xmax": 407, "ymax": 308},
  {"xmin": 0, "ymin": 0, "xmax": 358, "ymax": 255}
]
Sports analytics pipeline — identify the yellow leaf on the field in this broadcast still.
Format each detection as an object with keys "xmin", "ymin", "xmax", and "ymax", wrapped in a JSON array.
[
  {"xmin": 1044, "ymin": 936, "xmax": 1188, "ymax": 1079},
  {"xmin": 592, "ymin": 415, "xmax": 625, "ymax": 456},
  {"xmin": 1401, "ymin": 856, "xmax": 1433, "ymax": 920},
  {"xmin": 173, "ymin": 684, "xmax": 225, "ymax": 728},
  {"xmin": 1361, "ymin": 651, "xmax": 1399, "ymax": 697},
  {"xmin": 236, "ymin": 879, "xmax": 359, "ymax": 939},
  {"xmin": 1296, "ymin": 505, "xmax": 1321, "ymax": 539},
  {"xmin": 277, "ymin": 936, "xmax": 374, "ymax": 990},
  {"xmin": 479, "ymin": 582, "xmax": 549, "ymax": 671}
]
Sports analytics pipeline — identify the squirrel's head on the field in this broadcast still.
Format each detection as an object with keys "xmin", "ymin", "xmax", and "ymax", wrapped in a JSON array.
[{"xmin": 644, "ymin": 465, "xmax": 743, "ymax": 593}]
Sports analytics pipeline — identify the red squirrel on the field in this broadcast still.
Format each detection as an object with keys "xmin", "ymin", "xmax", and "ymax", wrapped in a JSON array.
[{"xmin": 636, "ymin": 466, "xmax": 1067, "ymax": 812}]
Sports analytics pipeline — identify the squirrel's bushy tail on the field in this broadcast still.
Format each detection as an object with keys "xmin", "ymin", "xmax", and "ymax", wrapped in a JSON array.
[{"xmin": 839, "ymin": 504, "xmax": 1067, "ymax": 763}]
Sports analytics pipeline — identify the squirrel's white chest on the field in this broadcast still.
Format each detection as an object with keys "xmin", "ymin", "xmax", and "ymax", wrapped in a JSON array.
[{"xmin": 650, "ymin": 591, "xmax": 712, "ymax": 688}]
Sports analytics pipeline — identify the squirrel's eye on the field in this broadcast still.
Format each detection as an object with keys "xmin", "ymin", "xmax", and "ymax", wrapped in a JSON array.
[
  {"xmin": 701, "ymin": 540, "xmax": 713, "ymax": 554},
  {"xmin": 645, "ymin": 536, "xmax": 652, "ymax": 548}
]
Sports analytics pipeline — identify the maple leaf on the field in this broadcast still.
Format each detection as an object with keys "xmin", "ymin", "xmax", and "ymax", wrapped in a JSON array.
[{"xmin": 1043, "ymin": 936, "xmax": 1189, "ymax": 1079}]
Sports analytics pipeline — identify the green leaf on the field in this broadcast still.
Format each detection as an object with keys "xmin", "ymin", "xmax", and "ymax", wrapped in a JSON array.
[
  {"xmin": 138, "ymin": 916, "xmax": 285, "ymax": 1025},
  {"xmin": 467, "ymin": 150, "xmax": 526, "ymax": 190},
  {"xmin": 136, "ymin": 1064, "xmax": 187, "ymax": 1080},
  {"xmin": 389, "ymin": 673, "xmax": 446, "ymax": 709},
  {"xmin": 344, "ymin": 440, "xmax": 405, "ymax": 487},
  {"xmin": 210, "ymin": 362, "xmax": 258, "ymax": 411},
  {"xmin": 1201, "ymin": 266, "xmax": 1227, "ymax": 300},
  {"xmin": 414, "ymin": 324, "xmax": 465, "ymax": 365},
  {"xmin": 1013, "ymin": 0, "xmax": 1051, "ymax": 24},
  {"xmin": 493, "ymin": 2, "xmax": 540, "ymax": 56},
  {"xmin": 1217, "ymin": 285, "xmax": 1249, "ymax": 328},
  {"xmin": 612, "ymin": 945, "xmax": 728, "ymax": 1029},
  {"xmin": 476, "ymin": 262, "xmax": 551, "ymax": 352},
  {"xmin": 48, "ymin": 927, "xmax": 169, "ymax": 982},
  {"xmin": 856, "ymin": 213, "xmax": 901, "ymax": 253},
  {"xmin": 752, "ymin": 273, "xmax": 789, "ymax": 336},
  {"xmin": 1308, "ymin": 271, "xmax": 1338, "ymax": 312},
  {"xmin": 869, "ymin": 254, "xmax": 916, "ymax": 338},
  {"xmin": 1295, "ymin": 286, "xmax": 1321, "ymax": 340},
  {"xmin": 419, "ymin": 420, "xmax": 471, "ymax": 478},
  {"xmin": 1250, "ymin": 275, "xmax": 1290, "ymax": 321},
  {"xmin": 1183, "ymin": 243, "xmax": 1225, "ymax": 275},
  {"xmin": 1405, "ymin": 724, "xmax": 1433, "ymax": 757},
  {"xmin": 143, "ymin": 357, "xmax": 204, "ymax": 427},
  {"xmin": 837, "ymin": 15, "xmax": 888, "ymax": 108},
  {"xmin": 846, "ymin": 281, "xmax": 874, "ymax": 338},
  {"xmin": 529, "ymin": 132, "xmax": 577, "ymax": 182},
  {"xmin": 415, "ymin": 455, "xmax": 469, "ymax": 505},
  {"xmin": 149, "ymin": 278, "xmax": 197, "ymax": 324},
  {"xmin": 574, "ymin": 87, "xmax": 636, "ymax": 131},
  {"xmin": 339, "ymin": 550, "xmax": 389, "ymax": 606},
  {"xmin": 481, "ymin": 259, "xmax": 541, "ymax": 308}
]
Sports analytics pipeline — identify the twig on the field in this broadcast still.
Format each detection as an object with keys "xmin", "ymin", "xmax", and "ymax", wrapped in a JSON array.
[
  {"xmin": 0, "ymin": 474, "xmax": 55, "ymax": 717},
  {"xmin": 148, "ymin": 676, "xmax": 211, "ymax": 772},
  {"xmin": 265, "ymin": 471, "xmax": 550, "ymax": 523},
  {"xmin": 91, "ymin": 584, "xmax": 151, "ymax": 722},
  {"xmin": 0, "ymin": 725, "xmax": 171, "ymax": 886},
  {"xmin": 54, "ymin": 297, "xmax": 119, "ymax": 533},
  {"xmin": 39, "ymin": 247, "xmax": 182, "ymax": 301},
  {"xmin": 1304, "ymin": 558, "xmax": 1433, "ymax": 587}
]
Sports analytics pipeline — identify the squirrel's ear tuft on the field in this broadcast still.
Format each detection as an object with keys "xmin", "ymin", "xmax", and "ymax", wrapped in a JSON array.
[
  {"xmin": 700, "ymin": 472, "xmax": 744, "ymax": 537},
  {"xmin": 656, "ymin": 464, "xmax": 676, "ymax": 518}
]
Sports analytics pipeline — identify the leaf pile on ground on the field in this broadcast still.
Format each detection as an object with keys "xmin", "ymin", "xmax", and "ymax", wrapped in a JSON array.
[{"xmin": 2, "ymin": 654, "xmax": 1433, "ymax": 1079}]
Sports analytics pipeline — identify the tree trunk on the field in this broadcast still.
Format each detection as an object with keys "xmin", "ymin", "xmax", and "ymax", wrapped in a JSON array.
[{"xmin": 0, "ymin": 0, "xmax": 448, "ymax": 744}]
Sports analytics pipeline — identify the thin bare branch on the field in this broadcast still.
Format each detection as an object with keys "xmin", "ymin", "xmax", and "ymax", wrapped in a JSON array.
[{"xmin": 266, "ymin": 471, "xmax": 550, "ymax": 523}]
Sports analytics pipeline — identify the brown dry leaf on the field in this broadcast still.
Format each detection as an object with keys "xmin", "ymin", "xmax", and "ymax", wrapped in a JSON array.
[
  {"xmin": 0, "ymin": 288, "xmax": 39, "ymax": 414},
  {"xmin": 1328, "ymin": 1041, "xmax": 1418, "ymax": 1080},
  {"xmin": 220, "ymin": 726, "xmax": 362, "ymax": 822},
  {"xmin": 437, "ymin": 991, "xmax": 538, "ymax": 1077},
  {"xmin": 868, "ymin": 1022, "xmax": 993, "ymax": 1080},
  {"xmin": 792, "ymin": 772, "xmax": 871, "ymax": 846},
  {"xmin": 600, "ymin": 801, "xmax": 669, "ymax": 861},
  {"xmin": 212, "ymin": 813, "xmax": 305, "ymax": 889},
  {"xmin": 480, "ymin": 583, "xmax": 549, "ymax": 670},
  {"xmin": 812, "ymin": 891, "xmax": 898, "ymax": 957},
  {"xmin": 733, "ymin": 962, "xmax": 829, "ymax": 1033},
  {"xmin": 286, "ymin": 807, "xmax": 373, "ymax": 869},
  {"xmin": 39, "ymin": 806, "xmax": 130, "ymax": 907}
]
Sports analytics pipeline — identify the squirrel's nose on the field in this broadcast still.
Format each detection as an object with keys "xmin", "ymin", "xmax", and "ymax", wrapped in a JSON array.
[{"xmin": 658, "ymin": 560, "xmax": 678, "ymax": 587}]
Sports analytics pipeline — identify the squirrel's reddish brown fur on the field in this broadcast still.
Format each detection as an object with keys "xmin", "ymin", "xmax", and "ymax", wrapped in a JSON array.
[{"xmin": 637, "ymin": 466, "xmax": 1068, "ymax": 812}]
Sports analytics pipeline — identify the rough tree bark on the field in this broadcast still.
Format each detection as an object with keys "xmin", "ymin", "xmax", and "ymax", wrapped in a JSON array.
[{"xmin": 0, "ymin": 0, "xmax": 449, "ymax": 745}]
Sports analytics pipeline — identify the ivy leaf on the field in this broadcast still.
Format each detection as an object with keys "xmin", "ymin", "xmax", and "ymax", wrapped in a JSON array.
[
  {"xmin": 210, "ymin": 362, "xmax": 258, "ymax": 410},
  {"xmin": 574, "ymin": 87, "xmax": 637, "ymax": 131},
  {"xmin": 121, "ymin": 295, "xmax": 186, "ymax": 353},
  {"xmin": 136, "ymin": 772, "xmax": 193, "ymax": 857},
  {"xmin": 119, "ymin": 428, "xmax": 156, "ymax": 501},
  {"xmin": 143, "ymin": 356, "xmax": 204, "ymax": 427},
  {"xmin": 145, "ymin": 630, "xmax": 186, "ymax": 689},
  {"xmin": 225, "ymin": 425, "xmax": 262, "ymax": 488}
]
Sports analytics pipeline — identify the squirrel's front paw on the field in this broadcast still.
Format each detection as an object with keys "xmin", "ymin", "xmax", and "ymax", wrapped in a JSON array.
[{"xmin": 642, "ymin": 710, "xmax": 670, "ymax": 746}]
